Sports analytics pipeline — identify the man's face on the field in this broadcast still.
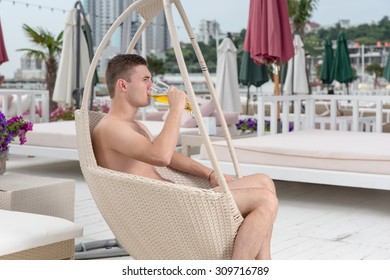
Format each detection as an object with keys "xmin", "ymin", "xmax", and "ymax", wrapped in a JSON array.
[{"xmin": 125, "ymin": 65, "xmax": 153, "ymax": 108}]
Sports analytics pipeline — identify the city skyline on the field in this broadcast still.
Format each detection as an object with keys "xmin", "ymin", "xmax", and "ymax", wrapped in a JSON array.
[{"xmin": 0, "ymin": 0, "xmax": 389, "ymax": 78}]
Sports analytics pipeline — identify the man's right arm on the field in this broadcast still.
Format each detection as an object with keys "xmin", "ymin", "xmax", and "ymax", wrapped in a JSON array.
[
  {"xmin": 101, "ymin": 88, "xmax": 186, "ymax": 166},
  {"xmin": 149, "ymin": 87, "xmax": 187, "ymax": 164}
]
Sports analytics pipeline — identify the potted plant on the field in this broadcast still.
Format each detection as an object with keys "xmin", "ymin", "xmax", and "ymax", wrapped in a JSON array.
[{"xmin": 0, "ymin": 112, "xmax": 33, "ymax": 174}]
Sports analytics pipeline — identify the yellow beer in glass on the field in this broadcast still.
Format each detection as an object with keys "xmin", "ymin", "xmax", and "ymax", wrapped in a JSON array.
[{"xmin": 151, "ymin": 80, "xmax": 192, "ymax": 113}]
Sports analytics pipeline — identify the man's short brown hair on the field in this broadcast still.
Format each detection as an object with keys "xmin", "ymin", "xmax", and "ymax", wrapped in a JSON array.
[{"xmin": 105, "ymin": 54, "xmax": 147, "ymax": 98}]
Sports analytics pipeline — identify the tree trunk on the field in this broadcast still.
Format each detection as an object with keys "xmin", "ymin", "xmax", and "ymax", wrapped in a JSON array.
[{"xmin": 45, "ymin": 58, "xmax": 58, "ymax": 114}]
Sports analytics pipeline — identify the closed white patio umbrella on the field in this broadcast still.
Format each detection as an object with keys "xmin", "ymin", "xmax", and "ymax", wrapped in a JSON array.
[
  {"xmin": 284, "ymin": 34, "xmax": 309, "ymax": 95},
  {"xmin": 216, "ymin": 36, "xmax": 241, "ymax": 113},
  {"xmin": 53, "ymin": 6, "xmax": 91, "ymax": 107}
]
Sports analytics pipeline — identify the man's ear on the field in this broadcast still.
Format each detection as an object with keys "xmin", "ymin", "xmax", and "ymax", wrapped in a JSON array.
[{"xmin": 117, "ymin": 79, "xmax": 127, "ymax": 91}]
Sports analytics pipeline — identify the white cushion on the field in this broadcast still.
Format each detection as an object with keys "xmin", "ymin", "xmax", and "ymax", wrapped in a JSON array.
[
  {"xmin": 0, "ymin": 209, "xmax": 83, "ymax": 256},
  {"xmin": 162, "ymin": 97, "xmax": 215, "ymax": 128},
  {"xmin": 18, "ymin": 120, "xmax": 201, "ymax": 149},
  {"xmin": 22, "ymin": 120, "xmax": 77, "ymax": 149},
  {"xmin": 210, "ymin": 111, "xmax": 239, "ymax": 126},
  {"xmin": 200, "ymin": 130, "xmax": 390, "ymax": 175}
]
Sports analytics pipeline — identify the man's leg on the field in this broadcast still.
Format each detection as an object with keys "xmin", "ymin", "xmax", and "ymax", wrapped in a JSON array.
[{"xmin": 224, "ymin": 174, "xmax": 278, "ymax": 260}]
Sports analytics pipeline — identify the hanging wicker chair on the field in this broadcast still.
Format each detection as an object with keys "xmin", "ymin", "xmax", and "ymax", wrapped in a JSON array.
[{"xmin": 75, "ymin": 0, "xmax": 244, "ymax": 259}]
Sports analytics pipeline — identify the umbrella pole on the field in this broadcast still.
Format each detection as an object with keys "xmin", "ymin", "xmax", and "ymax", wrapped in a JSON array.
[
  {"xmin": 75, "ymin": 6, "xmax": 81, "ymax": 109},
  {"xmin": 273, "ymin": 64, "xmax": 281, "ymax": 133},
  {"xmin": 246, "ymin": 86, "xmax": 250, "ymax": 115}
]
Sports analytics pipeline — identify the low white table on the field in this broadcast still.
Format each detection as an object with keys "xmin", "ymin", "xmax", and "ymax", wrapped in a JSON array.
[{"xmin": 0, "ymin": 173, "xmax": 76, "ymax": 221}]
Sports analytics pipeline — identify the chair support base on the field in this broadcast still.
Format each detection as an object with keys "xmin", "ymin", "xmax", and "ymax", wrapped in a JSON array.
[{"xmin": 75, "ymin": 239, "xmax": 129, "ymax": 260}]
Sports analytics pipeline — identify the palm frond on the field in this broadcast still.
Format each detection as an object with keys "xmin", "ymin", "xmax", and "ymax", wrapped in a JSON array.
[{"xmin": 18, "ymin": 23, "xmax": 63, "ymax": 111}]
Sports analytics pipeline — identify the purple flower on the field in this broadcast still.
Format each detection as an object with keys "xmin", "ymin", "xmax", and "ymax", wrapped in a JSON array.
[
  {"xmin": 288, "ymin": 122, "xmax": 294, "ymax": 132},
  {"xmin": 19, "ymin": 135, "xmax": 27, "ymax": 145},
  {"xmin": 236, "ymin": 118, "xmax": 294, "ymax": 133},
  {"xmin": 0, "ymin": 113, "xmax": 33, "ymax": 152},
  {"xmin": 236, "ymin": 117, "xmax": 258, "ymax": 132},
  {"xmin": 23, "ymin": 121, "xmax": 33, "ymax": 131}
]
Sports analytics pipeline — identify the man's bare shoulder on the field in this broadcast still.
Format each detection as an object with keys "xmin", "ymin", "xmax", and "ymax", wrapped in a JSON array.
[
  {"xmin": 93, "ymin": 115, "xmax": 114, "ymax": 136},
  {"xmin": 93, "ymin": 115, "xmax": 131, "ymax": 144},
  {"xmin": 94, "ymin": 115, "xmax": 131, "ymax": 132},
  {"xmin": 93, "ymin": 115, "xmax": 153, "ymax": 144}
]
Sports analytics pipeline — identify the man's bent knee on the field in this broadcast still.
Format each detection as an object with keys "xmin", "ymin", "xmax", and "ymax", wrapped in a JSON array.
[
  {"xmin": 252, "ymin": 173, "xmax": 276, "ymax": 195},
  {"xmin": 261, "ymin": 189, "xmax": 279, "ymax": 218}
]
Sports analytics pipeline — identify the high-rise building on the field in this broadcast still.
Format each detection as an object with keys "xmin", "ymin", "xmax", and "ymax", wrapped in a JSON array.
[
  {"xmin": 82, "ymin": 0, "xmax": 171, "ymax": 76},
  {"xmin": 197, "ymin": 20, "xmax": 222, "ymax": 45}
]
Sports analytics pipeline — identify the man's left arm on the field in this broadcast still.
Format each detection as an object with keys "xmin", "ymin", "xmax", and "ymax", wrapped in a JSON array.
[
  {"xmin": 169, "ymin": 151, "xmax": 212, "ymax": 180},
  {"xmin": 168, "ymin": 151, "xmax": 234, "ymax": 186}
]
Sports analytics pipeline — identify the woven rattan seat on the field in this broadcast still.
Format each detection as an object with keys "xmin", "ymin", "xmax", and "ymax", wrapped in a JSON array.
[{"xmin": 75, "ymin": 0, "xmax": 243, "ymax": 259}]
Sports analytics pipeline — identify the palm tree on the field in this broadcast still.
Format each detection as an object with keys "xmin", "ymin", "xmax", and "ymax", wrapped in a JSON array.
[
  {"xmin": 18, "ymin": 24, "xmax": 63, "ymax": 112},
  {"xmin": 366, "ymin": 64, "xmax": 384, "ymax": 89},
  {"xmin": 287, "ymin": 0, "xmax": 318, "ymax": 40}
]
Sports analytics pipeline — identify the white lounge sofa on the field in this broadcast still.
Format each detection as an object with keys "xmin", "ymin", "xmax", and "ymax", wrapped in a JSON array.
[
  {"xmin": 0, "ymin": 209, "xmax": 83, "ymax": 260},
  {"xmin": 9, "ymin": 95, "xmax": 239, "ymax": 160},
  {"xmin": 195, "ymin": 94, "xmax": 390, "ymax": 190}
]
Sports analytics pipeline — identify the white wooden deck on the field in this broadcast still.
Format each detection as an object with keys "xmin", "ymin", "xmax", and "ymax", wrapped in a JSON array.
[{"xmin": 6, "ymin": 155, "xmax": 390, "ymax": 260}]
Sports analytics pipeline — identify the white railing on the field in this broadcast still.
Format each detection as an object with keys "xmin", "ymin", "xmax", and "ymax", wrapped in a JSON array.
[
  {"xmin": 257, "ymin": 94, "xmax": 390, "ymax": 135},
  {"xmin": 350, "ymin": 89, "xmax": 390, "ymax": 96},
  {"xmin": 0, "ymin": 89, "xmax": 50, "ymax": 123}
]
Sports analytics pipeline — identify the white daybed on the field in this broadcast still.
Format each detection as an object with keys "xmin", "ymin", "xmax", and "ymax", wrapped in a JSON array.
[
  {"xmin": 9, "ymin": 120, "xmax": 202, "ymax": 160},
  {"xmin": 197, "ymin": 129, "xmax": 390, "ymax": 190},
  {"xmin": 195, "ymin": 94, "xmax": 390, "ymax": 191},
  {"xmin": 0, "ymin": 209, "xmax": 83, "ymax": 260},
  {"xmin": 9, "ymin": 96, "xmax": 239, "ymax": 160}
]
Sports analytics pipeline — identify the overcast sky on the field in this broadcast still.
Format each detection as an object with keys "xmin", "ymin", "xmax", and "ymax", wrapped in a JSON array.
[{"xmin": 0, "ymin": 0, "xmax": 389, "ymax": 78}]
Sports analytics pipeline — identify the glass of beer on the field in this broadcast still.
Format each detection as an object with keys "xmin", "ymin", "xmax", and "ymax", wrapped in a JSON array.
[{"xmin": 151, "ymin": 80, "xmax": 192, "ymax": 113}]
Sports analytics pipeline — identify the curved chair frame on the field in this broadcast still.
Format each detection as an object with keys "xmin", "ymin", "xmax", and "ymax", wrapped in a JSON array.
[{"xmin": 75, "ymin": 0, "xmax": 243, "ymax": 259}]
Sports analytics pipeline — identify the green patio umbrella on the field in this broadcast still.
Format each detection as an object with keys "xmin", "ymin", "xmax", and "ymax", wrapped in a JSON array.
[
  {"xmin": 320, "ymin": 38, "xmax": 334, "ymax": 93},
  {"xmin": 330, "ymin": 31, "xmax": 354, "ymax": 94},
  {"xmin": 239, "ymin": 51, "xmax": 269, "ymax": 114},
  {"xmin": 383, "ymin": 50, "xmax": 390, "ymax": 82}
]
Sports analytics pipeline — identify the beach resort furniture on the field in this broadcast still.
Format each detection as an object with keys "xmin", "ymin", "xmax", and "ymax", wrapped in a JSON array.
[
  {"xmin": 0, "ymin": 173, "xmax": 76, "ymax": 220},
  {"xmin": 74, "ymin": 0, "xmax": 246, "ymax": 259},
  {"xmin": 8, "ymin": 97, "xmax": 239, "ymax": 160},
  {"xmin": 9, "ymin": 120, "xmax": 80, "ymax": 160},
  {"xmin": 76, "ymin": 111, "xmax": 242, "ymax": 259},
  {"xmin": 181, "ymin": 130, "xmax": 253, "ymax": 156},
  {"xmin": 0, "ymin": 209, "xmax": 83, "ymax": 260},
  {"xmin": 8, "ymin": 120, "xmax": 199, "ymax": 160},
  {"xmin": 8, "ymin": 116, "xmax": 238, "ymax": 160},
  {"xmin": 0, "ymin": 174, "xmax": 83, "ymax": 259},
  {"xmin": 195, "ymin": 94, "xmax": 390, "ymax": 191}
]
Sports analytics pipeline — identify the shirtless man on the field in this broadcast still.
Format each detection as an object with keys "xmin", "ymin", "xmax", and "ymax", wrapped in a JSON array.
[{"xmin": 92, "ymin": 54, "xmax": 278, "ymax": 260}]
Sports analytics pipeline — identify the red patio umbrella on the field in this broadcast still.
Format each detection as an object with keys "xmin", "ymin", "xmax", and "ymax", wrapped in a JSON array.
[
  {"xmin": 243, "ymin": 0, "xmax": 294, "ymax": 122},
  {"xmin": 244, "ymin": 0, "xmax": 294, "ymax": 65},
  {"xmin": 0, "ymin": 19, "xmax": 9, "ymax": 65}
]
